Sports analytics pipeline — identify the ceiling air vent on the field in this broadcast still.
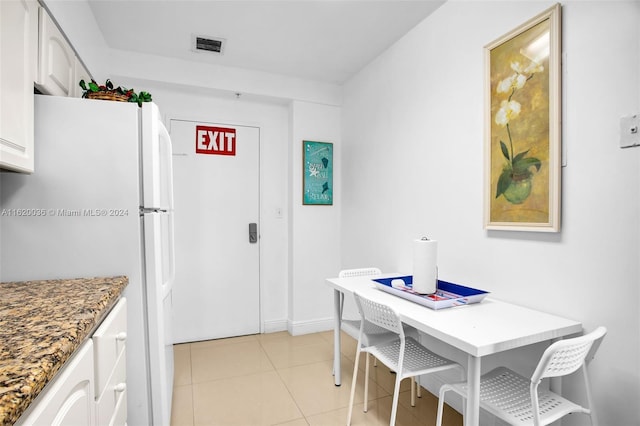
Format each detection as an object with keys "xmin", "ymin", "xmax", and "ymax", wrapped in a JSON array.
[{"xmin": 193, "ymin": 35, "xmax": 225, "ymax": 54}]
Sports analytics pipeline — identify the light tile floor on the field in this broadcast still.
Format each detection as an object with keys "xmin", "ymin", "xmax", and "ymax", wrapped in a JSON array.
[{"xmin": 171, "ymin": 330, "xmax": 463, "ymax": 426}]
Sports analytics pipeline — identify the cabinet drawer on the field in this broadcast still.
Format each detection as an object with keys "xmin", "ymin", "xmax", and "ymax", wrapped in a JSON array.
[
  {"xmin": 92, "ymin": 298, "xmax": 127, "ymax": 396},
  {"xmin": 95, "ymin": 350, "xmax": 126, "ymax": 426}
]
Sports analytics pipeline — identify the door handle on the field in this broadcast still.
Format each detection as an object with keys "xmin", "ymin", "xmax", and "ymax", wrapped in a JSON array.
[{"xmin": 249, "ymin": 223, "xmax": 257, "ymax": 243}]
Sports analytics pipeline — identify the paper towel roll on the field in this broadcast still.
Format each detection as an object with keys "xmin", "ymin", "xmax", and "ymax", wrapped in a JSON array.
[{"xmin": 412, "ymin": 238, "xmax": 437, "ymax": 294}]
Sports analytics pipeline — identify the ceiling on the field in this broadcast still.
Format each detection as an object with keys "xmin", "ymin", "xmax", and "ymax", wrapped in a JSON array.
[{"xmin": 87, "ymin": 0, "xmax": 445, "ymax": 85}]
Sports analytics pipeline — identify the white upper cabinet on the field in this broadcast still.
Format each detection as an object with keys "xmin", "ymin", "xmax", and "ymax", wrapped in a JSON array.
[
  {"xmin": 0, "ymin": 0, "xmax": 38, "ymax": 173},
  {"xmin": 1, "ymin": 3, "xmax": 92, "ymax": 173},
  {"xmin": 36, "ymin": 6, "xmax": 74, "ymax": 97}
]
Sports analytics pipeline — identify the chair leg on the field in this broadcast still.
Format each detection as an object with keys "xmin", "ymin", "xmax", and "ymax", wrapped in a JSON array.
[
  {"xmin": 436, "ymin": 385, "xmax": 451, "ymax": 426},
  {"xmin": 389, "ymin": 373, "xmax": 403, "ymax": 426},
  {"xmin": 582, "ymin": 365, "xmax": 598, "ymax": 426},
  {"xmin": 415, "ymin": 333, "xmax": 422, "ymax": 399},
  {"xmin": 364, "ymin": 353, "xmax": 370, "ymax": 413},
  {"xmin": 411, "ymin": 377, "xmax": 416, "ymax": 406},
  {"xmin": 458, "ymin": 367, "xmax": 467, "ymax": 420},
  {"xmin": 346, "ymin": 348, "xmax": 362, "ymax": 426}
]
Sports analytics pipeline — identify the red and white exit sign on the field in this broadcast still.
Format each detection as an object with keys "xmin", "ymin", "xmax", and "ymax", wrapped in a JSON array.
[{"xmin": 195, "ymin": 126, "xmax": 236, "ymax": 156}]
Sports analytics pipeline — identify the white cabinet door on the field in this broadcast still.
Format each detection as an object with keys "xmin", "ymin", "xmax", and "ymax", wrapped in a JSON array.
[
  {"xmin": 0, "ymin": 0, "xmax": 37, "ymax": 173},
  {"xmin": 36, "ymin": 6, "xmax": 74, "ymax": 97},
  {"xmin": 16, "ymin": 340, "xmax": 95, "ymax": 426}
]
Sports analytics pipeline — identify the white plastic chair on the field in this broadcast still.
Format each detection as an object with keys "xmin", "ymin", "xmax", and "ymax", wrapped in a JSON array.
[
  {"xmin": 338, "ymin": 268, "xmax": 422, "ymax": 405},
  {"xmin": 436, "ymin": 326, "xmax": 607, "ymax": 426},
  {"xmin": 347, "ymin": 291, "xmax": 465, "ymax": 426}
]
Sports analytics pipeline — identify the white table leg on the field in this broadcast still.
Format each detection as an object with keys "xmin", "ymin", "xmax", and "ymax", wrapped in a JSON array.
[
  {"xmin": 466, "ymin": 355, "xmax": 481, "ymax": 426},
  {"xmin": 333, "ymin": 289, "xmax": 342, "ymax": 386}
]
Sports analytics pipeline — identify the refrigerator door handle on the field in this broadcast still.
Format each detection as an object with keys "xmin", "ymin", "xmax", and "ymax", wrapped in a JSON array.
[
  {"xmin": 141, "ymin": 103, "xmax": 174, "ymax": 211},
  {"xmin": 168, "ymin": 211, "xmax": 176, "ymax": 282},
  {"xmin": 249, "ymin": 223, "xmax": 257, "ymax": 243},
  {"xmin": 158, "ymin": 121, "xmax": 175, "ymax": 210}
]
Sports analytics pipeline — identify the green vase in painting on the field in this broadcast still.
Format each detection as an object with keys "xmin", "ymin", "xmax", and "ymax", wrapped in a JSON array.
[{"xmin": 502, "ymin": 173, "xmax": 532, "ymax": 204}]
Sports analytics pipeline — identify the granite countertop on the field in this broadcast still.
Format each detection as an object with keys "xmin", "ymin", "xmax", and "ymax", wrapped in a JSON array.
[{"xmin": 0, "ymin": 276, "xmax": 128, "ymax": 426}]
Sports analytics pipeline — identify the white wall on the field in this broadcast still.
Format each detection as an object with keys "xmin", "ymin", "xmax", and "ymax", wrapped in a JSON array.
[
  {"xmin": 108, "ymin": 50, "xmax": 342, "ymax": 107},
  {"xmin": 288, "ymin": 100, "xmax": 342, "ymax": 335},
  {"xmin": 342, "ymin": 1, "xmax": 640, "ymax": 424}
]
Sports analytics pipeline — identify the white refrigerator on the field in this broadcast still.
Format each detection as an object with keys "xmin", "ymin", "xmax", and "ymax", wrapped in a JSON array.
[{"xmin": 0, "ymin": 95, "xmax": 175, "ymax": 426}]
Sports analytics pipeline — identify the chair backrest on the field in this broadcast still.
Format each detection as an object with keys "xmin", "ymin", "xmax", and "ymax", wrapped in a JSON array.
[
  {"xmin": 339, "ymin": 268, "xmax": 382, "ymax": 278},
  {"xmin": 353, "ymin": 291, "xmax": 404, "ymax": 336},
  {"xmin": 531, "ymin": 326, "xmax": 607, "ymax": 383}
]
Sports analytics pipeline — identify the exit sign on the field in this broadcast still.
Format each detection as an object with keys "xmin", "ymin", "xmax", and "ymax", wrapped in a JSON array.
[{"xmin": 195, "ymin": 126, "xmax": 236, "ymax": 155}]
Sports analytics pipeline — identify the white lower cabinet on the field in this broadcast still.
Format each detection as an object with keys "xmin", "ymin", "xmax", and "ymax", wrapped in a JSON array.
[
  {"xmin": 93, "ymin": 298, "xmax": 127, "ymax": 426},
  {"xmin": 16, "ymin": 298, "xmax": 127, "ymax": 426},
  {"xmin": 15, "ymin": 340, "xmax": 95, "ymax": 426},
  {"xmin": 95, "ymin": 352, "xmax": 126, "ymax": 426}
]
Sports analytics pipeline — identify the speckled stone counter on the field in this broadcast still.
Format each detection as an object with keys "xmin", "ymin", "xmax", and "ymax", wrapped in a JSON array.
[{"xmin": 0, "ymin": 276, "xmax": 128, "ymax": 426}]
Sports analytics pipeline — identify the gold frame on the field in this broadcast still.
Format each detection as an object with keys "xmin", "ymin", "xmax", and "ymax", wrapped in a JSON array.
[{"xmin": 484, "ymin": 4, "xmax": 562, "ymax": 232}]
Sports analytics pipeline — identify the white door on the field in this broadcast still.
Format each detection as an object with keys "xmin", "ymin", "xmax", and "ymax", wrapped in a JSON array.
[{"xmin": 170, "ymin": 119, "xmax": 260, "ymax": 343}]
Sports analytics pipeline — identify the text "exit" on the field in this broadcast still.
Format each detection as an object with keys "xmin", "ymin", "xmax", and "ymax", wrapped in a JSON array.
[{"xmin": 196, "ymin": 126, "xmax": 236, "ymax": 156}]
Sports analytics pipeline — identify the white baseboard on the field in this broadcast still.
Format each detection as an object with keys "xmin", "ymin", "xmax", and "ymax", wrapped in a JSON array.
[
  {"xmin": 262, "ymin": 318, "xmax": 288, "ymax": 334},
  {"xmin": 287, "ymin": 316, "xmax": 334, "ymax": 336}
]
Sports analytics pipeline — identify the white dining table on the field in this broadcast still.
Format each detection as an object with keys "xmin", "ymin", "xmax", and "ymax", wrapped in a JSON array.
[{"xmin": 326, "ymin": 273, "xmax": 583, "ymax": 426}]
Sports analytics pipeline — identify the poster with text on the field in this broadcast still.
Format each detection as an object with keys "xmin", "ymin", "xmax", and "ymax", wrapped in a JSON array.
[{"xmin": 303, "ymin": 141, "xmax": 333, "ymax": 205}]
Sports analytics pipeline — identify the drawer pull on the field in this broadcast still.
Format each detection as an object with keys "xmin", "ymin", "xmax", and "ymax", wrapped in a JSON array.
[
  {"xmin": 116, "ymin": 332, "xmax": 127, "ymax": 341},
  {"xmin": 115, "ymin": 383, "xmax": 126, "ymax": 393}
]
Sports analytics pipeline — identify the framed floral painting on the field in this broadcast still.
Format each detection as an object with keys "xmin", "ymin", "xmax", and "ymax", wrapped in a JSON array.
[
  {"xmin": 484, "ymin": 4, "xmax": 562, "ymax": 232},
  {"xmin": 303, "ymin": 140, "xmax": 333, "ymax": 205}
]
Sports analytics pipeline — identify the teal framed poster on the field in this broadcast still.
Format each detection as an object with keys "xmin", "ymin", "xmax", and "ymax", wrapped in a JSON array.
[{"xmin": 303, "ymin": 141, "xmax": 333, "ymax": 205}]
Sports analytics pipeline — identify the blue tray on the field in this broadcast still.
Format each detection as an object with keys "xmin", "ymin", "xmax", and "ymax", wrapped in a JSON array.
[{"xmin": 373, "ymin": 276, "xmax": 489, "ymax": 310}]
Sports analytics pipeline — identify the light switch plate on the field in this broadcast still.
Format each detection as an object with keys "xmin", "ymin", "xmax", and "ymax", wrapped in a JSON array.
[{"xmin": 620, "ymin": 114, "xmax": 640, "ymax": 148}]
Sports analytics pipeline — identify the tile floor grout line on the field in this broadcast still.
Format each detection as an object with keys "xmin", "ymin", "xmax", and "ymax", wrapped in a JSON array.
[{"xmin": 272, "ymin": 365, "xmax": 311, "ymax": 426}]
